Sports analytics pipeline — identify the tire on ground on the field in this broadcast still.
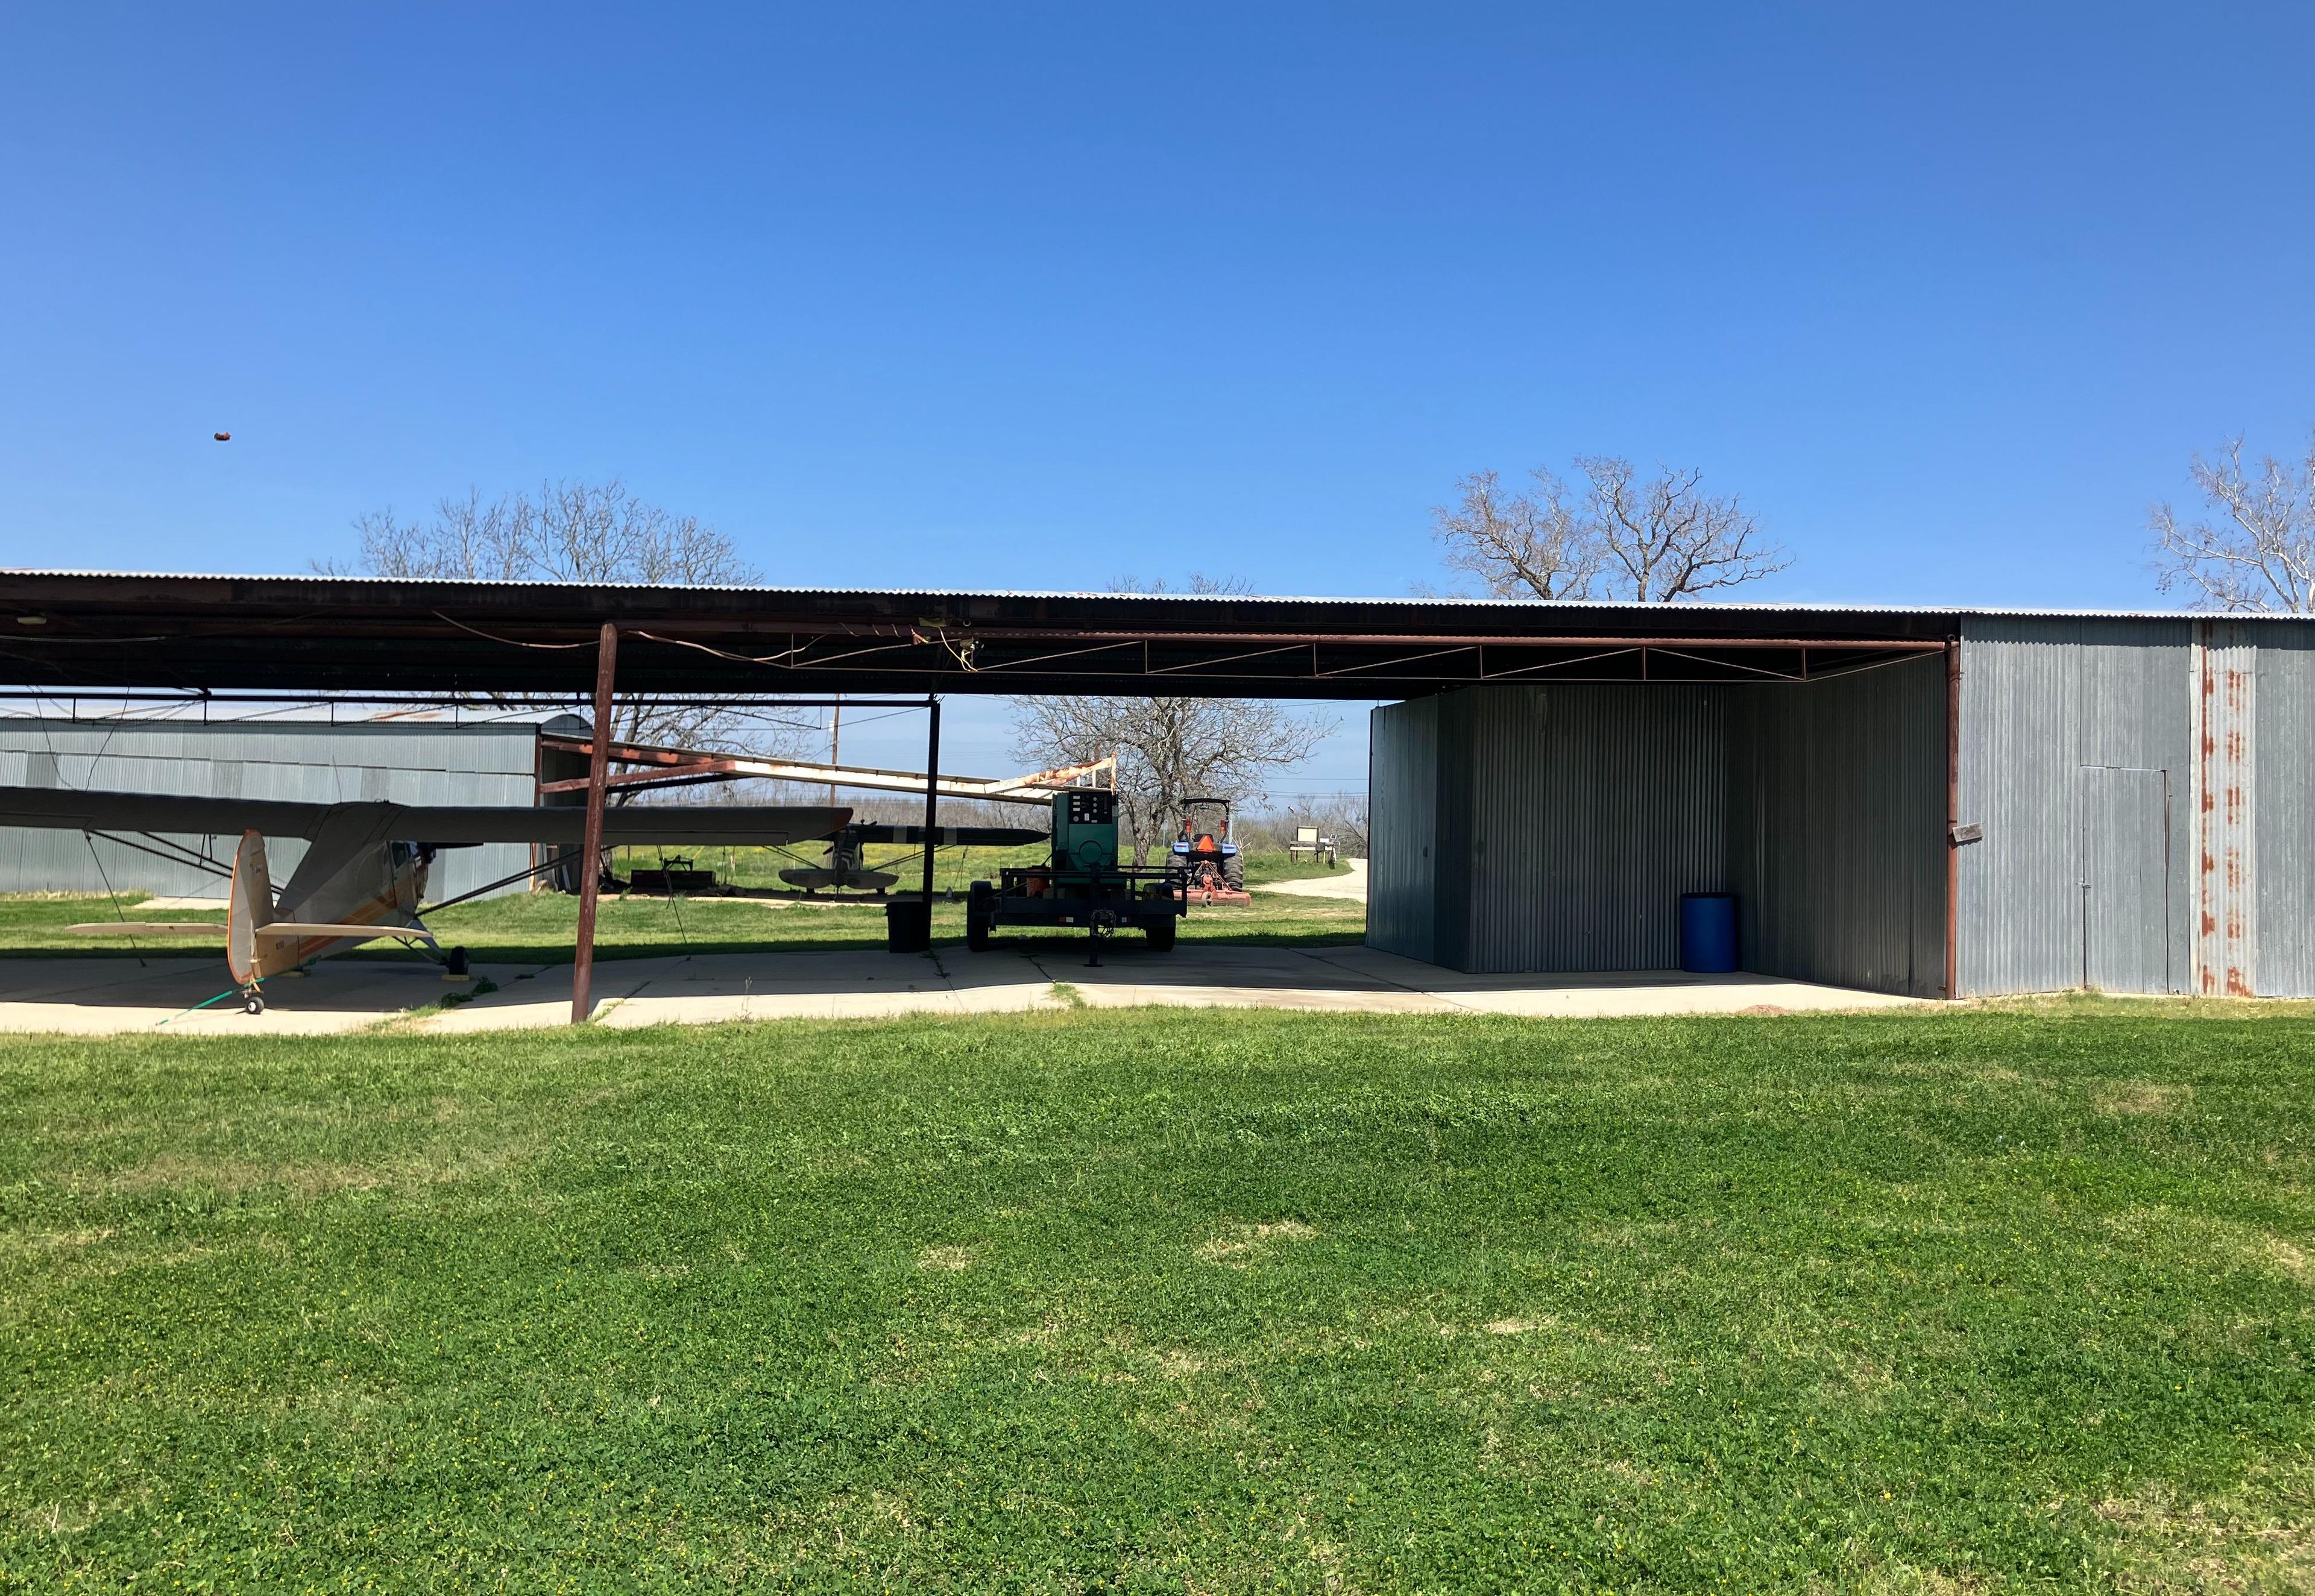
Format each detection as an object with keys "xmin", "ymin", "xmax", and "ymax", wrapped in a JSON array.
[{"xmin": 1145, "ymin": 918, "xmax": 1177, "ymax": 951}]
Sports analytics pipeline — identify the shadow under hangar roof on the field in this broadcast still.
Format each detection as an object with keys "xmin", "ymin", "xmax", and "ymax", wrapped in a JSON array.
[{"xmin": 0, "ymin": 568, "xmax": 2234, "ymax": 702}]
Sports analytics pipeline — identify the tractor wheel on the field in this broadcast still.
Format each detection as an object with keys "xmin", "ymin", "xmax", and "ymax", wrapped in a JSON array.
[
  {"xmin": 1146, "ymin": 919, "xmax": 1177, "ymax": 952},
  {"xmin": 1223, "ymin": 852, "xmax": 1246, "ymax": 890}
]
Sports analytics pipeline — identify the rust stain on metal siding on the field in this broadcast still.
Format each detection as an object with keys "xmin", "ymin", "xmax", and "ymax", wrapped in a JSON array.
[{"xmin": 2194, "ymin": 623, "xmax": 2257, "ymax": 994}]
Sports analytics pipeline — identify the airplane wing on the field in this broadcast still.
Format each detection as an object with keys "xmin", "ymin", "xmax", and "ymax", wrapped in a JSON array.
[
  {"xmin": 254, "ymin": 921, "xmax": 429, "ymax": 940},
  {"xmin": 845, "ymin": 823, "xmax": 1048, "ymax": 849},
  {"xmin": 66, "ymin": 922, "xmax": 225, "ymax": 936},
  {"xmin": 417, "ymin": 805, "xmax": 850, "ymax": 847},
  {"xmin": 0, "ymin": 787, "xmax": 338, "ymax": 838},
  {"xmin": 0, "ymin": 786, "xmax": 848, "ymax": 848},
  {"xmin": 63, "ymin": 916, "xmax": 414, "ymax": 946}
]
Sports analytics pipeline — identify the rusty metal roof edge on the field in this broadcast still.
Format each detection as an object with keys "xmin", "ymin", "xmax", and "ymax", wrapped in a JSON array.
[{"xmin": 6, "ymin": 568, "xmax": 2314, "ymax": 624}]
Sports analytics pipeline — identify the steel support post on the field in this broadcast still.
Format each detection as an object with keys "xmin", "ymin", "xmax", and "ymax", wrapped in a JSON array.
[
  {"xmin": 921, "ymin": 698, "xmax": 941, "ymax": 906},
  {"xmin": 1944, "ymin": 636, "xmax": 1961, "ymax": 1000},
  {"xmin": 572, "ymin": 623, "xmax": 619, "ymax": 1023}
]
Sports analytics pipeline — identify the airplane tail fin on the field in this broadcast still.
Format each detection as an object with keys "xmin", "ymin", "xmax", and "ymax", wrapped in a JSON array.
[{"xmin": 225, "ymin": 830, "xmax": 275, "ymax": 986}]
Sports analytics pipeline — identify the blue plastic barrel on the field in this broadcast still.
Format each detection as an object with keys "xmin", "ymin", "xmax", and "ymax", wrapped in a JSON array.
[{"xmin": 1679, "ymin": 893, "xmax": 1739, "ymax": 973}]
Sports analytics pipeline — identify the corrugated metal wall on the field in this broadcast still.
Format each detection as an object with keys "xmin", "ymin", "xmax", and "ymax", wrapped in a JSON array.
[
  {"xmin": 1460, "ymin": 685, "xmax": 1729, "ymax": 973},
  {"xmin": 2254, "ymin": 630, "xmax": 2315, "ymax": 996},
  {"xmin": 0, "ymin": 720, "xmax": 547, "ymax": 901},
  {"xmin": 1372, "ymin": 617, "xmax": 2315, "ymax": 996},
  {"xmin": 1730, "ymin": 656, "xmax": 1947, "ymax": 996},
  {"xmin": 1955, "ymin": 618, "xmax": 2194, "ymax": 996},
  {"xmin": 1366, "ymin": 695, "xmax": 1439, "ymax": 964},
  {"xmin": 1369, "ymin": 673, "xmax": 1943, "ymax": 991}
]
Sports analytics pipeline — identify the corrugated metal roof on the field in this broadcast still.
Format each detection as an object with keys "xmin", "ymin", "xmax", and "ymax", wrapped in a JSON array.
[
  {"xmin": 7, "ymin": 566, "xmax": 2315, "ymax": 622},
  {"xmin": 7, "ymin": 568, "xmax": 2313, "ymax": 699}
]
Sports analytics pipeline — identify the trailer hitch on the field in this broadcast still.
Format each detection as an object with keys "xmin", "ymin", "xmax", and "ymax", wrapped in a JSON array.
[{"xmin": 1086, "ymin": 907, "xmax": 1119, "ymax": 967}]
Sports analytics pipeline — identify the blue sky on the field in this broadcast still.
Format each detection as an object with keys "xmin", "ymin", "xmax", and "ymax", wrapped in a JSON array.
[{"xmin": 2, "ymin": 4, "xmax": 2310, "ymax": 784}]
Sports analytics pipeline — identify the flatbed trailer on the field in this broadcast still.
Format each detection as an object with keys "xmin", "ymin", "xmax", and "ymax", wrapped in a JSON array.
[
  {"xmin": 964, "ymin": 787, "xmax": 1189, "ymax": 951},
  {"xmin": 966, "ymin": 864, "xmax": 1186, "ymax": 950}
]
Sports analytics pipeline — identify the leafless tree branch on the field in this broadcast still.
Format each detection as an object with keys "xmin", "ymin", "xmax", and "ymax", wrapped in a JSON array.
[
  {"xmin": 1431, "ymin": 456, "xmax": 1789, "ymax": 602},
  {"xmin": 1010, "ymin": 577, "xmax": 1337, "ymax": 864},
  {"xmin": 333, "ymin": 479, "xmax": 795, "ymax": 753},
  {"xmin": 2150, "ymin": 433, "xmax": 2315, "ymax": 613},
  {"xmin": 1429, "ymin": 468, "xmax": 1601, "ymax": 600}
]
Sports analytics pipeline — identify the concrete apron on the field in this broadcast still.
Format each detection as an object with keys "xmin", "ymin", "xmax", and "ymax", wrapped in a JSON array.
[{"xmin": 0, "ymin": 944, "xmax": 1924, "ymax": 1036}]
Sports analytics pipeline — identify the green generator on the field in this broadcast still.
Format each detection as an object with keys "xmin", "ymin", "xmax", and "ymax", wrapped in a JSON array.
[
  {"xmin": 966, "ymin": 788, "xmax": 1187, "ymax": 952},
  {"xmin": 1050, "ymin": 787, "xmax": 1120, "ymax": 873}
]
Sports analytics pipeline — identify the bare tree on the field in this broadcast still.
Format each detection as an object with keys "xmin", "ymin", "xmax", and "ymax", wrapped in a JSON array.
[
  {"xmin": 1011, "ymin": 694, "xmax": 1336, "ymax": 865},
  {"xmin": 348, "ymin": 479, "xmax": 749, "ymax": 594},
  {"xmin": 1432, "ymin": 456, "xmax": 1788, "ymax": 602},
  {"xmin": 1240, "ymin": 792, "xmax": 1370, "ymax": 858},
  {"xmin": 338, "ymin": 480, "xmax": 800, "ymax": 752},
  {"xmin": 1432, "ymin": 468, "xmax": 1601, "ymax": 599},
  {"xmin": 2150, "ymin": 432, "xmax": 2315, "ymax": 612},
  {"xmin": 1010, "ymin": 576, "xmax": 1337, "ymax": 864},
  {"xmin": 1305, "ymin": 791, "xmax": 1369, "ymax": 858}
]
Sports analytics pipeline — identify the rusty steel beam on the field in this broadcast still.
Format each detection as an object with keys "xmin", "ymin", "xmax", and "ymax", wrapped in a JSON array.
[
  {"xmin": 769, "ymin": 627, "xmax": 1950, "ymax": 652},
  {"xmin": 538, "ymin": 760, "xmax": 754, "ymax": 795},
  {"xmin": 572, "ymin": 623, "xmax": 618, "ymax": 1025}
]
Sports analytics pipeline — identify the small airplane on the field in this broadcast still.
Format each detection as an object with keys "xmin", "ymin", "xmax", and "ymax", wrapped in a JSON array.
[
  {"xmin": 776, "ymin": 822, "xmax": 1048, "ymax": 893},
  {"xmin": 524, "ymin": 739, "xmax": 1101, "ymax": 891},
  {"xmin": 0, "ymin": 785, "xmax": 849, "ymax": 1013}
]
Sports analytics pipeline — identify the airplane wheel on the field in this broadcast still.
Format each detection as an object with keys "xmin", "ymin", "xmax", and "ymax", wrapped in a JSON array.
[{"xmin": 243, "ymin": 993, "xmax": 265, "ymax": 1016}]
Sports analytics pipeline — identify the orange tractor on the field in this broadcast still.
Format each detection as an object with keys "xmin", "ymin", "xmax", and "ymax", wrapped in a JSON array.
[{"xmin": 1171, "ymin": 797, "xmax": 1251, "ymax": 906}]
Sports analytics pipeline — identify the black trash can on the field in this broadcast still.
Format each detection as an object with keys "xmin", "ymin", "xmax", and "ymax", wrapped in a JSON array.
[{"xmin": 886, "ymin": 899, "xmax": 931, "ymax": 953}]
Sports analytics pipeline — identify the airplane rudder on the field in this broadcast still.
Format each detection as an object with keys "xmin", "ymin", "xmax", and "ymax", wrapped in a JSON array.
[{"xmin": 227, "ymin": 830, "xmax": 274, "ymax": 984}]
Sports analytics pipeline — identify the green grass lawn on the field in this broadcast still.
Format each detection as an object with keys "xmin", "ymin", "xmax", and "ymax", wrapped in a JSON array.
[
  {"xmin": 0, "ymin": 878, "xmax": 1366, "ymax": 963},
  {"xmin": 2, "ymin": 1006, "xmax": 2311, "ymax": 1590}
]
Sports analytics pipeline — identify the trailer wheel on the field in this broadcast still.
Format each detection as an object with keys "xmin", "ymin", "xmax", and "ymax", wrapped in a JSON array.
[{"xmin": 1145, "ymin": 919, "xmax": 1177, "ymax": 952}]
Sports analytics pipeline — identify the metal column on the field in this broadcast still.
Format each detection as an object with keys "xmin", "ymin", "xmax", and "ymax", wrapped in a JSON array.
[
  {"xmin": 1945, "ymin": 636, "xmax": 1961, "ymax": 999},
  {"xmin": 921, "ymin": 699, "xmax": 941, "ymax": 905},
  {"xmin": 572, "ymin": 623, "xmax": 618, "ymax": 1023}
]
